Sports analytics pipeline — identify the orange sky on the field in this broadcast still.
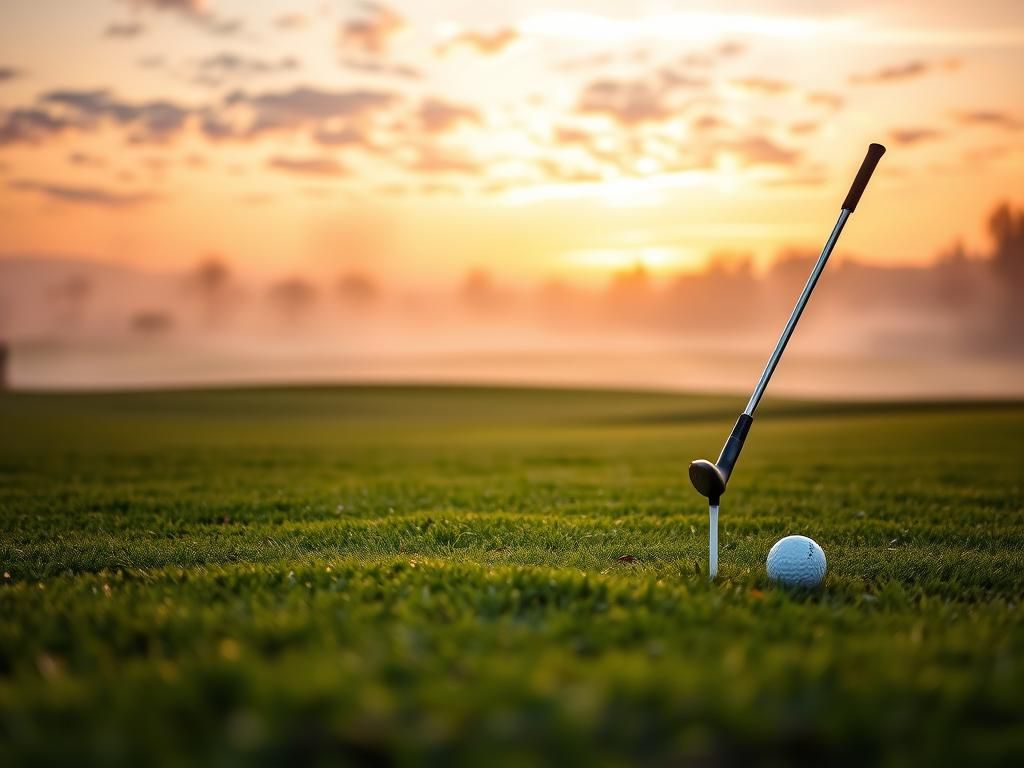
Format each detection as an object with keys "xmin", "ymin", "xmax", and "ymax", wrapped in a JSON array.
[{"xmin": 0, "ymin": 0, "xmax": 1022, "ymax": 284}]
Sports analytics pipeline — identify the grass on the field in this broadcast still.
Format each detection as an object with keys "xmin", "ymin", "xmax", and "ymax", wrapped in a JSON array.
[{"xmin": 1, "ymin": 384, "xmax": 1023, "ymax": 766}]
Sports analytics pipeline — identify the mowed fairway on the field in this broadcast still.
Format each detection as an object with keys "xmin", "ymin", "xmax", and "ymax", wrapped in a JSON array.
[{"xmin": 1, "ymin": 386, "xmax": 1023, "ymax": 765}]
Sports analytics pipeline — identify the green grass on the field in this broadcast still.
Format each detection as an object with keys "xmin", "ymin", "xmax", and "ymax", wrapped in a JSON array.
[{"xmin": 1, "ymin": 385, "xmax": 1023, "ymax": 766}]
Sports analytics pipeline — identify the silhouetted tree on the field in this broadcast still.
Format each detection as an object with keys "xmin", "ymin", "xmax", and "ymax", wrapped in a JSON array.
[
  {"xmin": 987, "ymin": 202, "xmax": 1024, "ymax": 345},
  {"xmin": 186, "ymin": 255, "xmax": 235, "ymax": 326},
  {"xmin": 667, "ymin": 253, "xmax": 759, "ymax": 330},
  {"xmin": 0, "ymin": 340, "xmax": 8, "ymax": 390},
  {"xmin": 934, "ymin": 240, "xmax": 978, "ymax": 311},
  {"xmin": 606, "ymin": 264, "xmax": 655, "ymax": 326},
  {"xmin": 50, "ymin": 274, "xmax": 92, "ymax": 326},
  {"xmin": 268, "ymin": 277, "xmax": 317, "ymax": 323},
  {"xmin": 337, "ymin": 270, "xmax": 378, "ymax": 307},
  {"xmin": 989, "ymin": 203, "xmax": 1024, "ymax": 287},
  {"xmin": 130, "ymin": 310, "xmax": 175, "ymax": 336},
  {"xmin": 459, "ymin": 268, "xmax": 504, "ymax": 314}
]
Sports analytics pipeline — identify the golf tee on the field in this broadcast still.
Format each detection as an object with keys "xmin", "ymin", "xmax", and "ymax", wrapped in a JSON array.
[{"xmin": 709, "ymin": 503, "xmax": 719, "ymax": 580}]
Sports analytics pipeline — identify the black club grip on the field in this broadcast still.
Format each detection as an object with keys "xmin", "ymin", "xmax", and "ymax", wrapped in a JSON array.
[{"xmin": 841, "ymin": 143, "xmax": 886, "ymax": 213}]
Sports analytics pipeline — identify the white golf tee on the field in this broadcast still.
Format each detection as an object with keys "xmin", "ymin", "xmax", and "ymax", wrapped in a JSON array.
[{"xmin": 709, "ymin": 503, "xmax": 719, "ymax": 580}]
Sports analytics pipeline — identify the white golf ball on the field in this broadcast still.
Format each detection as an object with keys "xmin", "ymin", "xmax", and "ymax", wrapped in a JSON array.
[{"xmin": 766, "ymin": 535, "xmax": 827, "ymax": 588}]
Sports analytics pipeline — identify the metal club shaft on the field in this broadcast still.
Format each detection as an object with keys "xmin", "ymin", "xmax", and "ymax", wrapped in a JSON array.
[
  {"xmin": 743, "ymin": 208, "xmax": 850, "ymax": 417},
  {"xmin": 688, "ymin": 143, "xmax": 886, "ymax": 508}
]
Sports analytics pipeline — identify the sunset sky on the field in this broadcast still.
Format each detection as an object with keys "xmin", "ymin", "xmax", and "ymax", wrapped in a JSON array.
[{"xmin": 1, "ymin": 0, "xmax": 1022, "ymax": 285}]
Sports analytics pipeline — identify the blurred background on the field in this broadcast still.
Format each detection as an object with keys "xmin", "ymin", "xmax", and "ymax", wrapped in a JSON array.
[{"xmin": 0, "ymin": 0, "xmax": 1021, "ymax": 396}]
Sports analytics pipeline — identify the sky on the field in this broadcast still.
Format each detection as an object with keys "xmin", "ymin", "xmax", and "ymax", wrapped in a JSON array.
[{"xmin": 1, "ymin": 0, "xmax": 1022, "ymax": 285}]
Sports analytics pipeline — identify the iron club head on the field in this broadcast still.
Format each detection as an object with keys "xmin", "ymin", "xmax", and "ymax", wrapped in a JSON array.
[{"xmin": 688, "ymin": 459, "xmax": 726, "ymax": 504}]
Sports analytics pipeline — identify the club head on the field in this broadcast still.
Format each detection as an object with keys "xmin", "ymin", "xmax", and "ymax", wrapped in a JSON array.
[{"xmin": 689, "ymin": 459, "xmax": 726, "ymax": 503}]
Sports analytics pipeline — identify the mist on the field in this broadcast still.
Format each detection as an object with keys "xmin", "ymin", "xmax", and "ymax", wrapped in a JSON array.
[{"xmin": 1, "ymin": 203, "xmax": 1021, "ymax": 398}]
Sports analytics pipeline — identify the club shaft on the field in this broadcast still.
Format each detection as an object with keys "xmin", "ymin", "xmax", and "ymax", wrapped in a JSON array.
[{"xmin": 744, "ymin": 208, "xmax": 851, "ymax": 416}]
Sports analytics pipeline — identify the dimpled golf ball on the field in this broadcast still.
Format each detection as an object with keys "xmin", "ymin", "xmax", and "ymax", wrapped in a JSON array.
[{"xmin": 766, "ymin": 535, "xmax": 827, "ymax": 588}]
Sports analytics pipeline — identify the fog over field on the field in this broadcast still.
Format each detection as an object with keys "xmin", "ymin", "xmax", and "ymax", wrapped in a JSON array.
[{"xmin": 2, "ymin": 201, "xmax": 1022, "ymax": 396}]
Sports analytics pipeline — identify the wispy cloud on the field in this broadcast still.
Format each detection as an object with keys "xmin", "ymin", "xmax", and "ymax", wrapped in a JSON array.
[
  {"xmin": 435, "ymin": 28, "xmax": 519, "ymax": 57},
  {"xmin": 805, "ymin": 91, "xmax": 843, "ymax": 111},
  {"xmin": 273, "ymin": 13, "xmax": 308, "ymax": 31},
  {"xmin": 42, "ymin": 88, "xmax": 191, "ymax": 143},
  {"xmin": 338, "ymin": 3, "xmax": 403, "ymax": 56},
  {"xmin": 890, "ymin": 127, "xmax": 943, "ymax": 146},
  {"xmin": 725, "ymin": 136, "xmax": 801, "ymax": 166},
  {"xmin": 850, "ymin": 58, "xmax": 960, "ymax": 84},
  {"xmin": 192, "ymin": 52, "xmax": 299, "ymax": 87},
  {"xmin": 418, "ymin": 98, "xmax": 481, "ymax": 134},
  {"xmin": 522, "ymin": 11, "xmax": 836, "ymax": 43},
  {"xmin": 131, "ymin": 0, "xmax": 204, "ymax": 12},
  {"xmin": 67, "ymin": 152, "xmax": 107, "ymax": 167},
  {"xmin": 341, "ymin": 59, "xmax": 420, "ymax": 80},
  {"xmin": 128, "ymin": 0, "xmax": 242, "ymax": 37},
  {"xmin": 788, "ymin": 121, "xmax": 818, "ymax": 135},
  {"xmin": 408, "ymin": 145, "xmax": 480, "ymax": 175},
  {"xmin": 267, "ymin": 155, "xmax": 346, "ymax": 177},
  {"xmin": 219, "ymin": 86, "xmax": 399, "ymax": 138},
  {"xmin": 730, "ymin": 77, "xmax": 791, "ymax": 95},
  {"xmin": 0, "ymin": 67, "xmax": 21, "ymax": 82},
  {"xmin": 0, "ymin": 109, "xmax": 75, "ymax": 145},
  {"xmin": 577, "ymin": 78, "xmax": 673, "ymax": 126},
  {"xmin": 954, "ymin": 110, "xmax": 1022, "ymax": 130},
  {"xmin": 10, "ymin": 179, "xmax": 157, "ymax": 207},
  {"xmin": 104, "ymin": 21, "xmax": 146, "ymax": 39}
]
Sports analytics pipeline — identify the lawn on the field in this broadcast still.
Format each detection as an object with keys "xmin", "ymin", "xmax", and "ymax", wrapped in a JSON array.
[{"xmin": 1, "ymin": 385, "xmax": 1023, "ymax": 765}]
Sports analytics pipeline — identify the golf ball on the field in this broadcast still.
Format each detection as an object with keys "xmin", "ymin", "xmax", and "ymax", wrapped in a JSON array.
[{"xmin": 766, "ymin": 535, "xmax": 827, "ymax": 588}]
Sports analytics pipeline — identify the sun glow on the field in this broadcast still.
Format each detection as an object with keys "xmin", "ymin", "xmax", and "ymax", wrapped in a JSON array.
[
  {"xmin": 562, "ymin": 245, "xmax": 699, "ymax": 273},
  {"xmin": 521, "ymin": 11, "xmax": 840, "ymax": 43}
]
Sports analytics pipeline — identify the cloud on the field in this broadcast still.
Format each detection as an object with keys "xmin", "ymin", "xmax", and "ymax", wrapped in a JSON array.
[
  {"xmin": 67, "ymin": 152, "xmax": 107, "ymax": 167},
  {"xmin": 312, "ymin": 126, "xmax": 373, "ymax": 149},
  {"xmin": 788, "ymin": 121, "xmax": 818, "ymax": 135},
  {"xmin": 408, "ymin": 145, "xmax": 481, "ymax": 174},
  {"xmin": 553, "ymin": 126, "xmax": 592, "ymax": 145},
  {"xmin": 730, "ymin": 77, "xmax": 790, "ymax": 95},
  {"xmin": 267, "ymin": 155, "xmax": 347, "ymax": 177},
  {"xmin": 341, "ymin": 59, "xmax": 420, "ymax": 80},
  {"xmin": 535, "ymin": 158, "xmax": 602, "ymax": 184},
  {"xmin": 274, "ymin": 13, "xmax": 308, "ymax": 30},
  {"xmin": 104, "ymin": 21, "xmax": 145, "ymax": 38},
  {"xmin": 418, "ymin": 98, "xmax": 481, "ymax": 133},
  {"xmin": 0, "ymin": 108, "xmax": 76, "ymax": 145},
  {"xmin": 10, "ymin": 179, "xmax": 157, "ymax": 207},
  {"xmin": 890, "ymin": 127, "xmax": 943, "ymax": 146},
  {"xmin": 338, "ymin": 3, "xmax": 403, "ymax": 56},
  {"xmin": 131, "ymin": 0, "xmax": 205, "ymax": 11},
  {"xmin": 692, "ymin": 114, "xmax": 728, "ymax": 133},
  {"xmin": 42, "ymin": 89, "xmax": 191, "ymax": 143},
  {"xmin": 724, "ymin": 136, "xmax": 800, "ymax": 166},
  {"xmin": 193, "ymin": 52, "xmax": 299, "ymax": 86},
  {"xmin": 221, "ymin": 86, "xmax": 399, "ymax": 137},
  {"xmin": 127, "ymin": 0, "xmax": 242, "ymax": 36},
  {"xmin": 0, "ymin": 67, "xmax": 20, "ymax": 82},
  {"xmin": 556, "ymin": 52, "xmax": 614, "ymax": 73},
  {"xmin": 954, "ymin": 110, "xmax": 1022, "ymax": 130},
  {"xmin": 657, "ymin": 67, "xmax": 709, "ymax": 89},
  {"xmin": 963, "ymin": 144, "xmax": 1014, "ymax": 167},
  {"xmin": 203, "ymin": 18, "xmax": 243, "ymax": 36},
  {"xmin": 577, "ymin": 78, "xmax": 672, "ymax": 126},
  {"xmin": 851, "ymin": 58, "xmax": 960, "ymax": 84},
  {"xmin": 805, "ymin": 91, "xmax": 843, "ymax": 111},
  {"xmin": 435, "ymin": 28, "xmax": 519, "ymax": 56}
]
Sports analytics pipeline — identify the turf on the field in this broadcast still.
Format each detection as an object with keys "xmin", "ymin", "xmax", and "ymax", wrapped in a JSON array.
[{"xmin": 1, "ymin": 385, "xmax": 1023, "ymax": 766}]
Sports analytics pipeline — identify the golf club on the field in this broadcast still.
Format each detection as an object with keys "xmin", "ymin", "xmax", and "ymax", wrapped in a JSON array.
[{"xmin": 691, "ymin": 142, "xmax": 886, "ymax": 579}]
